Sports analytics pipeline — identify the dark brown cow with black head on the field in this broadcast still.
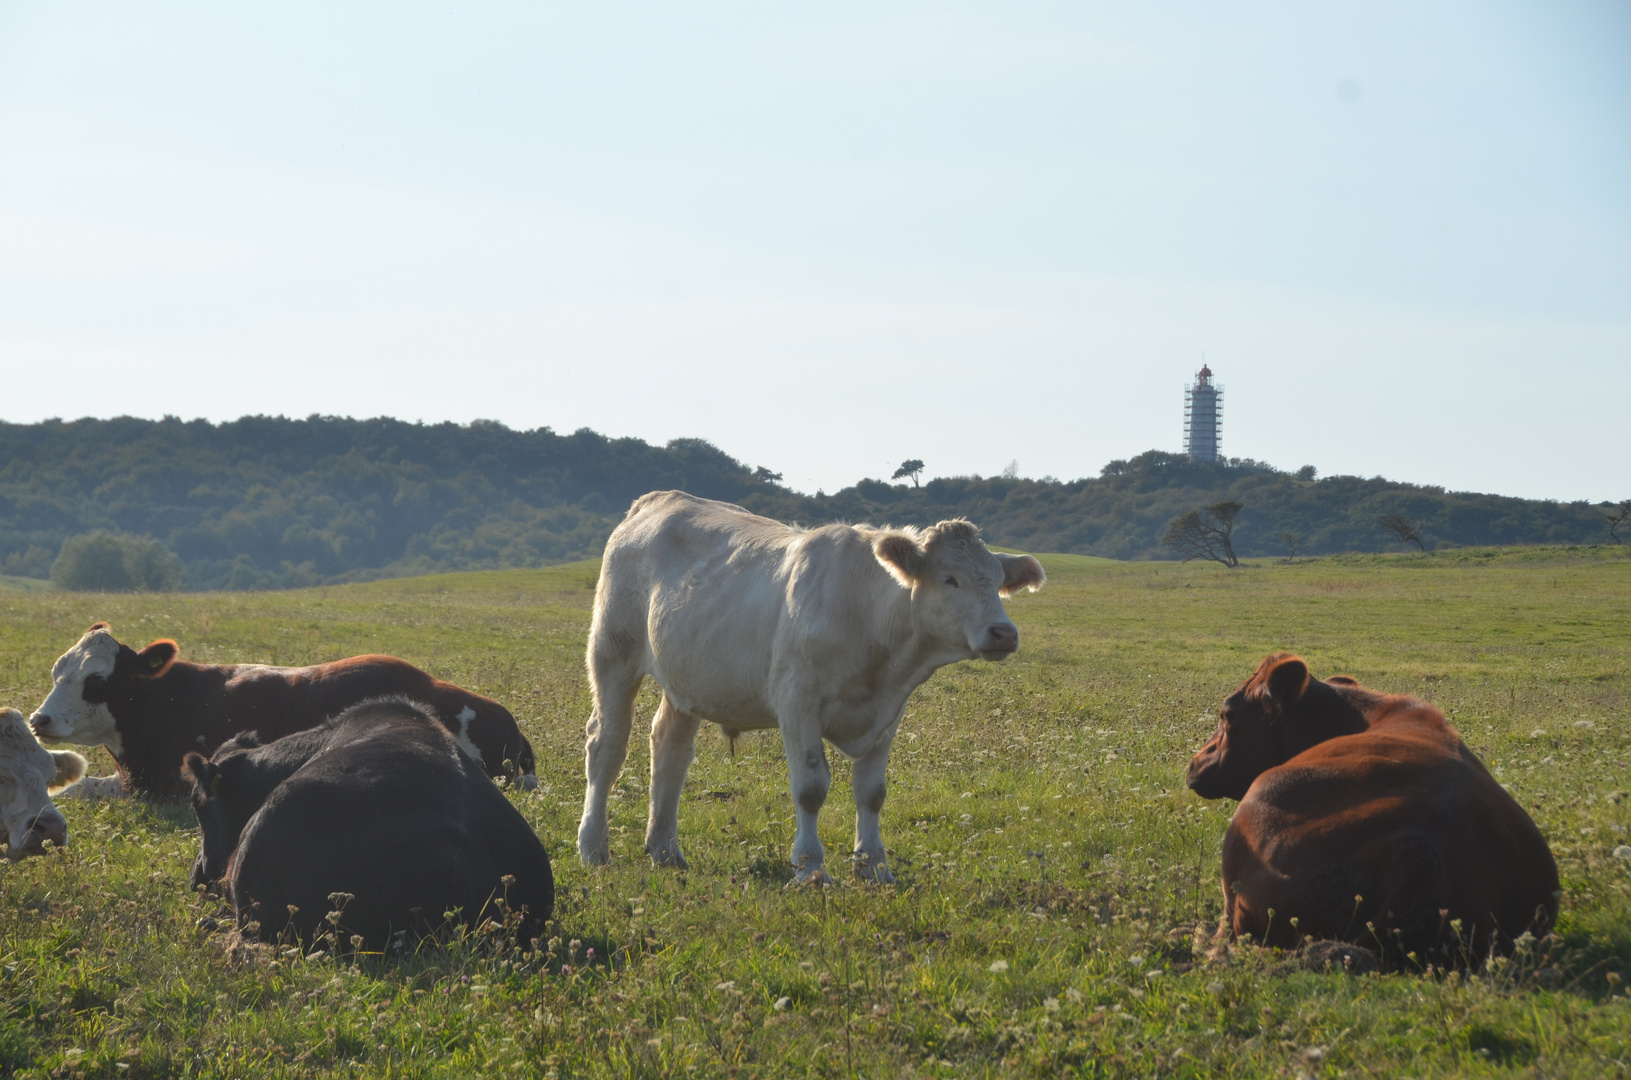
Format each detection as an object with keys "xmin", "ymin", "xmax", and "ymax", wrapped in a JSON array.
[
  {"xmin": 1187, "ymin": 653, "xmax": 1558, "ymax": 963},
  {"xmin": 30, "ymin": 624, "xmax": 537, "ymax": 800}
]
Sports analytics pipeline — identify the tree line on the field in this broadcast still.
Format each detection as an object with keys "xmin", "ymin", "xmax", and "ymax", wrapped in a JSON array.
[{"xmin": 0, "ymin": 419, "xmax": 1622, "ymax": 591}]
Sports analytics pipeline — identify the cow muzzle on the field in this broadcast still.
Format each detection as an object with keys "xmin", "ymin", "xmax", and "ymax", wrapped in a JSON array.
[
  {"xmin": 1184, "ymin": 754, "xmax": 1218, "ymax": 797},
  {"xmin": 976, "ymin": 622, "xmax": 1020, "ymax": 661},
  {"xmin": 10, "ymin": 809, "xmax": 68, "ymax": 860},
  {"xmin": 28, "ymin": 712, "xmax": 63, "ymax": 741}
]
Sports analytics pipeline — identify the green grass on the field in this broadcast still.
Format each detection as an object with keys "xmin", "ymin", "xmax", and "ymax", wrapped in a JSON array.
[{"xmin": 1, "ymin": 546, "xmax": 1629, "ymax": 1077}]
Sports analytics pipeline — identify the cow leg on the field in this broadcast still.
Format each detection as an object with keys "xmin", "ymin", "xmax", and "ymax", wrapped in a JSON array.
[
  {"xmin": 780, "ymin": 721, "xmax": 832, "ymax": 884},
  {"xmin": 646, "ymin": 695, "xmax": 700, "ymax": 869},
  {"xmin": 850, "ymin": 741, "xmax": 896, "ymax": 884},
  {"xmin": 577, "ymin": 656, "xmax": 642, "ymax": 866}
]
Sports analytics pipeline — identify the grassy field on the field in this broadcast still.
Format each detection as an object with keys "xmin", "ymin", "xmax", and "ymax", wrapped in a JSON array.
[{"xmin": 0, "ymin": 545, "xmax": 1628, "ymax": 1078}]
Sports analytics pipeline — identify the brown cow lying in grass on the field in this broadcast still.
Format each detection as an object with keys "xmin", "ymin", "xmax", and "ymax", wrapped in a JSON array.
[
  {"xmin": 31, "ymin": 623, "xmax": 537, "ymax": 800},
  {"xmin": 1187, "ymin": 653, "xmax": 1559, "ymax": 965}
]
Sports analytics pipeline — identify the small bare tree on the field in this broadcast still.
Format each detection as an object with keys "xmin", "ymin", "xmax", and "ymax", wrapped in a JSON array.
[
  {"xmin": 891, "ymin": 459, "xmax": 925, "ymax": 488},
  {"xmin": 1378, "ymin": 513, "xmax": 1426, "ymax": 552},
  {"xmin": 1163, "ymin": 501, "xmax": 1243, "ymax": 568},
  {"xmin": 1607, "ymin": 500, "xmax": 1631, "ymax": 544},
  {"xmin": 1279, "ymin": 529, "xmax": 1305, "ymax": 562}
]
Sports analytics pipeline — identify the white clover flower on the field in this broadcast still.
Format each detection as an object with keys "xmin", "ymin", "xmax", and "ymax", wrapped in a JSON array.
[{"xmin": 989, "ymin": 960, "xmax": 1010, "ymax": 973}]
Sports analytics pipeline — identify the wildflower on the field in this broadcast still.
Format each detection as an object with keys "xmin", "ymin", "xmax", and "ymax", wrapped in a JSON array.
[
  {"xmin": 1043, "ymin": 997, "xmax": 1060, "ymax": 1013},
  {"xmin": 1127, "ymin": 955, "xmax": 1144, "ymax": 968},
  {"xmin": 774, "ymin": 997, "xmax": 791, "ymax": 1011},
  {"xmin": 989, "ymin": 960, "xmax": 1009, "ymax": 973}
]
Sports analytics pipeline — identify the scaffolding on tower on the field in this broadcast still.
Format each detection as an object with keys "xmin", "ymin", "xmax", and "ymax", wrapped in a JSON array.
[{"xmin": 1184, "ymin": 364, "xmax": 1223, "ymax": 462}]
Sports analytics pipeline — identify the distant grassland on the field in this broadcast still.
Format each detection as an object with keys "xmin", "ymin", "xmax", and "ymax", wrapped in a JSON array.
[{"xmin": 0, "ymin": 546, "xmax": 1628, "ymax": 1078}]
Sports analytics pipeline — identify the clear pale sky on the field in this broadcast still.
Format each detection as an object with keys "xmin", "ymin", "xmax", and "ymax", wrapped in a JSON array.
[{"xmin": 2, "ymin": 2, "xmax": 1627, "ymax": 501}]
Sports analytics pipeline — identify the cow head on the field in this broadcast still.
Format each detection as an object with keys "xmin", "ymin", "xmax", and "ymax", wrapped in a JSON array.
[
  {"xmin": 1186, "ymin": 653, "xmax": 1314, "ymax": 801},
  {"xmin": 29, "ymin": 623, "xmax": 178, "ymax": 756},
  {"xmin": 1, "ymin": 708, "xmax": 87, "ymax": 860},
  {"xmin": 872, "ymin": 520, "xmax": 1045, "ymax": 661},
  {"xmin": 183, "ymin": 746, "xmax": 257, "ymax": 888}
]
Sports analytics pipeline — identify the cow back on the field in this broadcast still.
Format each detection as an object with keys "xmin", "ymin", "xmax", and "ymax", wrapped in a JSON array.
[
  {"xmin": 226, "ymin": 701, "xmax": 552, "ymax": 949},
  {"xmin": 1224, "ymin": 698, "xmax": 1558, "ymax": 959},
  {"xmin": 116, "ymin": 654, "xmax": 534, "ymax": 798}
]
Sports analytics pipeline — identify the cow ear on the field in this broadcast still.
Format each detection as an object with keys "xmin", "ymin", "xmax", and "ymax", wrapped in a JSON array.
[
  {"xmin": 49, "ymin": 751, "xmax": 88, "ymax": 794},
  {"xmin": 182, "ymin": 752, "xmax": 217, "ymax": 796},
  {"xmin": 996, "ymin": 553, "xmax": 1046, "ymax": 597},
  {"xmin": 137, "ymin": 640, "xmax": 178, "ymax": 678},
  {"xmin": 873, "ymin": 532, "xmax": 928, "ymax": 588},
  {"xmin": 1326, "ymin": 675, "xmax": 1359, "ymax": 686},
  {"xmin": 88, "ymin": 621, "xmax": 111, "ymax": 633},
  {"xmin": 1257, "ymin": 656, "xmax": 1310, "ymax": 721}
]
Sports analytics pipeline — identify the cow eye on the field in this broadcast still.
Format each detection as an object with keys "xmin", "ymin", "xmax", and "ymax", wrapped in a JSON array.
[{"xmin": 943, "ymin": 575, "xmax": 959, "ymax": 588}]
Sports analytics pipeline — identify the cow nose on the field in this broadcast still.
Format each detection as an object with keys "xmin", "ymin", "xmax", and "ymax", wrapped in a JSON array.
[
  {"xmin": 28, "ymin": 713, "xmax": 50, "ymax": 736},
  {"xmin": 987, "ymin": 623, "xmax": 1018, "ymax": 650},
  {"xmin": 22, "ymin": 810, "xmax": 68, "ymax": 854}
]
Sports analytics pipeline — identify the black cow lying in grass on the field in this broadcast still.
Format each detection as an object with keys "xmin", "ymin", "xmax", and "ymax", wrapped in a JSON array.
[
  {"xmin": 31, "ymin": 623, "xmax": 538, "ymax": 800},
  {"xmin": 184, "ymin": 697, "xmax": 554, "ymax": 950}
]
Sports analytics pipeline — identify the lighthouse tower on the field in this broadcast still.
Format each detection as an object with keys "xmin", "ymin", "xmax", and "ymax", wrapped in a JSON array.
[{"xmin": 1184, "ymin": 364, "xmax": 1223, "ymax": 462}]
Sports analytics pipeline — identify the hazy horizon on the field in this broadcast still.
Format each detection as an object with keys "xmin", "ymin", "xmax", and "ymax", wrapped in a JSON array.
[{"xmin": 2, "ymin": 2, "xmax": 1627, "ymax": 502}]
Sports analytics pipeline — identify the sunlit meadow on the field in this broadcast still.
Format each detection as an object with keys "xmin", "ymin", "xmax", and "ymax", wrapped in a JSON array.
[{"xmin": 1, "ymin": 545, "xmax": 1628, "ymax": 1077}]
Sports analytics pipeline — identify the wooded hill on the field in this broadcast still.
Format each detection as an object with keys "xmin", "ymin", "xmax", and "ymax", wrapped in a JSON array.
[{"xmin": 0, "ymin": 417, "xmax": 1619, "ymax": 590}]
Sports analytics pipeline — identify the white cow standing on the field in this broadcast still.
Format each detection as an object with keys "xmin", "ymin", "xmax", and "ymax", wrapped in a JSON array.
[
  {"xmin": 577, "ymin": 491, "xmax": 1045, "ymax": 884},
  {"xmin": 0, "ymin": 707, "xmax": 87, "ymax": 860}
]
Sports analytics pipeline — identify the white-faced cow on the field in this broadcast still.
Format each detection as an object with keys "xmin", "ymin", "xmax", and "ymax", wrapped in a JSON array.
[
  {"xmin": 30, "ymin": 624, "xmax": 537, "ymax": 801},
  {"xmin": 577, "ymin": 491, "xmax": 1045, "ymax": 883},
  {"xmin": 184, "ymin": 697, "xmax": 553, "ymax": 949},
  {"xmin": 0, "ymin": 707, "xmax": 87, "ymax": 860}
]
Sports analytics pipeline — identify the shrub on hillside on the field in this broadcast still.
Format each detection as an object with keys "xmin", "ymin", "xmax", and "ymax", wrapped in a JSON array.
[{"xmin": 50, "ymin": 532, "xmax": 183, "ymax": 592}]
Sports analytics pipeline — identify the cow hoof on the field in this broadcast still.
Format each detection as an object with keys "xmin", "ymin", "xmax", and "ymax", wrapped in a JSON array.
[
  {"xmin": 856, "ymin": 866, "xmax": 896, "ymax": 885},
  {"xmin": 647, "ymin": 845, "xmax": 688, "ymax": 870},
  {"xmin": 517, "ymin": 773, "xmax": 540, "ymax": 792},
  {"xmin": 791, "ymin": 866, "xmax": 832, "ymax": 886},
  {"xmin": 577, "ymin": 841, "xmax": 612, "ymax": 866}
]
